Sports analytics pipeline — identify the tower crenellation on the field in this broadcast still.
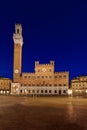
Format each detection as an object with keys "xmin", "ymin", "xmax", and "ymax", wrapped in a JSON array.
[{"xmin": 15, "ymin": 24, "xmax": 22, "ymax": 35}]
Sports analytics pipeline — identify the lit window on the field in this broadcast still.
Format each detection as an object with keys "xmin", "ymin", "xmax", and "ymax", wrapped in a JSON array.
[{"xmin": 7, "ymin": 91, "xmax": 9, "ymax": 94}]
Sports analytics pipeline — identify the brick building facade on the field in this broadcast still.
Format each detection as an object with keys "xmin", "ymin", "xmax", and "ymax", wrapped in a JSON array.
[{"xmin": 11, "ymin": 24, "xmax": 69, "ymax": 95}]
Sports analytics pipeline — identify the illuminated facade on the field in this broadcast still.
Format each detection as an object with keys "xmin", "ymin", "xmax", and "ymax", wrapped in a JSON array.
[
  {"xmin": 70, "ymin": 76, "xmax": 87, "ymax": 95},
  {"xmin": 0, "ymin": 78, "xmax": 12, "ymax": 95},
  {"xmin": 11, "ymin": 24, "xmax": 69, "ymax": 95}
]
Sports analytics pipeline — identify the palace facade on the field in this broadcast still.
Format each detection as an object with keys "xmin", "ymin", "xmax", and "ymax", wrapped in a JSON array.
[
  {"xmin": 11, "ymin": 24, "xmax": 69, "ymax": 95},
  {"xmin": 0, "ymin": 77, "xmax": 12, "ymax": 95},
  {"xmin": 70, "ymin": 76, "xmax": 87, "ymax": 96}
]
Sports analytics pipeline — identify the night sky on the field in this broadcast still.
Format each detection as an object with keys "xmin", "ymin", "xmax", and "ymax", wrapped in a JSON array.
[{"xmin": 0, "ymin": 0, "xmax": 87, "ymax": 81}]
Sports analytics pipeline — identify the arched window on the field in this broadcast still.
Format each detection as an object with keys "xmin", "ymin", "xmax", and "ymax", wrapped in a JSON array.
[
  {"xmin": 17, "ymin": 29, "xmax": 19, "ymax": 34},
  {"xmin": 59, "ymin": 90, "xmax": 61, "ymax": 95},
  {"xmin": 20, "ymin": 90, "xmax": 22, "ymax": 93}
]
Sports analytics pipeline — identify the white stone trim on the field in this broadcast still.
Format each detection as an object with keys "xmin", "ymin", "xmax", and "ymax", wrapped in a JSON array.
[
  {"xmin": 18, "ymin": 86, "xmax": 68, "ymax": 95},
  {"xmin": 13, "ymin": 34, "xmax": 23, "ymax": 46}
]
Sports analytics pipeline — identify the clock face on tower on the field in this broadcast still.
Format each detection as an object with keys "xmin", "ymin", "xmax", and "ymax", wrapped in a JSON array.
[
  {"xmin": 14, "ymin": 69, "xmax": 19, "ymax": 74},
  {"xmin": 42, "ymin": 68, "xmax": 46, "ymax": 72}
]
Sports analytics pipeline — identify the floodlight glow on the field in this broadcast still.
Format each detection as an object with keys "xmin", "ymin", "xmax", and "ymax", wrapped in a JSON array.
[{"xmin": 68, "ymin": 89, "xmax": 72, "ymax": 95}]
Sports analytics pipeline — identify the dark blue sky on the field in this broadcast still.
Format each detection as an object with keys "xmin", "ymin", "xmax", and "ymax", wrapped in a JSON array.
[{"xmin": 0, "ymin": 0, "xmax": 87, "ymax": 80}]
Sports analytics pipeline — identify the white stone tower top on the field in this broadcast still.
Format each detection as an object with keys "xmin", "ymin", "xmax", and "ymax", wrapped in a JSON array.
[{"xmin": 13, "ymin": 24, "xmax": 23, "ymax": 46}]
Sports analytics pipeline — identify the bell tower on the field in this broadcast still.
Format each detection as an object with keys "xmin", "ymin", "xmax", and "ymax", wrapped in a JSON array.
[{"xmin": 13, "ymin": 24, "xmax": 23, "ymax": 82}]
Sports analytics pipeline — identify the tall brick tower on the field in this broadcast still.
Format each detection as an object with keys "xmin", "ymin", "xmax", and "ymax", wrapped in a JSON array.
[{"xmin": 13, "ymin": 24, "xmax": 23, "ymax": 82}]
